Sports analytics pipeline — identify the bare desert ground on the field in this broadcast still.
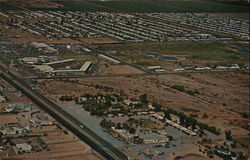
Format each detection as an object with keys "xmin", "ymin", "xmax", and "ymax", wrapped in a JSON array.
[{"xmin": 38, "ymin": 72, "xmax": 250, "ymax": 141}]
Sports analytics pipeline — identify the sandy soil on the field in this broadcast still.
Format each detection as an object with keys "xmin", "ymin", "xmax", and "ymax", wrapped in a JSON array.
[
  {"xmin": 11, "ymin": 37, "xmax": 83, "ymax": 44},
  {"xmin": 79, "ymin": 38, "xmax": 119, "ymax": 44},
  {"xmin": 0, "ymin": 114, "xmax": 20, "ymax": 124},
  {"xmin": 18, "ymin": 131, "xmax": 101, "ymax": 160},
  {"xmin": 168, "ymin": 143, "xmax": 222, "ymax": 160},
  {"xmin": 10, "ymin": 0, "xmax": 63, "ymax": 9},
  {"xmin": 170, "ymin": 154, "xmax": 222, "ymax": 160},
  {"xmin": 101, "ymin": 64, "xmax": 145, "ymax": 74}
]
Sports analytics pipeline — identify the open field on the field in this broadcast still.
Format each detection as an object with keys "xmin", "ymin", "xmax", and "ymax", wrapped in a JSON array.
[
  {"xmin": 155, "ymin": 1, "xmax": 249, "ymax": 13},
  {"xmin": 11, "ymin": 37, "xmax": 83, "ymax": 44},
  {"xmin": 54, "ymin": 0, "xmax": 105, "ymax": 11},
  {"xmin": 0, "ymin": 2, "xmax": 23, "ymax": 11},
  {"xmin": 13, "ymin": 131, "xmax": 101, "ymax": 160},
  {"xmin": 100, "ymin": 64, "xmax": 145, "ymax": 74},
  {"xmin": 99, "ymin": 42, "xmax": 249, "ymax": 65},
  {"xmin": 92, "ymin": 1, "xmax": 188, "ymax": 13},
  {"xmin": 91, "ymin": 0, "xmax": 249, "ymax": 13},
  {"xmin": 79, "ymin": 38, "xmax": 119, "ymax": 44},
  {"xmin": 2, "ymin": 0, "xmax": 248, "ymax": 13}
]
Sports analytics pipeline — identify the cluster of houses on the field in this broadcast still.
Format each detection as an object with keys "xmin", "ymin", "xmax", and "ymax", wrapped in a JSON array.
[
  {"xmin": 146, "ymin": 66, "xmax": 165, "ymax": 72},
  {"xmin": 0, "ymin": 83, "xmax": 6, "ymax": 103},
  {"xmin": 2, "ymin": 104, "xmax": 32, "ymax": 113},
  {"xmin": 146, "ymin": 13, "xmax": 249, "ymax": 40},
  {"xmin": 0, "ymin": 125, "xmax": 31, "ymax": 135},
  {"xmin": 110, "ymin": 126, "xmax": 169, "ymax": 144},
  {"xmin": 209, "ymin": 146, "xmax": 246, "ymax": 160},
  {"xmin": 175, "ymin": 64, "xmax": 242, "ymax": 72},
  {"xmin": 28, "ymin": 112, "xmax": 54, "ymax": 126},
  {"xmin": 8, "ymin": 11, "xmax": 223, "ymax": 43},
  {"xmin": 151, "ymin": 113, "xmax": 197, "ymax": 136},
  {"xmin": 107, "ymin": 111, "xmax": 198, "ymax": 144},
  {"xmin": 31, "ymin": 42, "xmax": 58, "ymax": 54},
  {"xmin": 0, "ymin": 95, "xmax": 6, "ymax": 103}
]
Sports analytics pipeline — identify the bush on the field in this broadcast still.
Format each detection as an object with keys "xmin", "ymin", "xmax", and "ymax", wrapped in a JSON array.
[
  {"xmin": 170, "ymin": 85, "xmax": 185, "ymax": 92},
  {"xmin": 59, "ymin": 95, "xmax": 73, "ymax": 101}
]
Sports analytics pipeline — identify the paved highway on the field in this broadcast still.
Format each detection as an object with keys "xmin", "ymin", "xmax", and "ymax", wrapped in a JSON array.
[{"xmin": 0, "ymin": 65, "xmax": 129, "ymax": 160}]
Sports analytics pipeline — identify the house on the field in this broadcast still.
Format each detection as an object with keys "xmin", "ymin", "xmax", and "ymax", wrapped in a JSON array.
[
  {"xmin": 0, "ymin": 145, "xmax": 6, "ymax": 151},
  {"xmin": 148, "ymin": 104, "xmax": 155, "ymax": 110},
  {"xmin": 124, "ymin": 99, "xmax": 139, "ymax": 106},
  {"xmin": 0, "ymin": 127, "xmax": 16, "ymax": 135},
  {"xmin": 143, "ymin": 137, "xmax": 169, "ymax": 144},
  {"xmin": 0, "ymin": 95, "xmax": 6, "ymax": 103},
  {"xmin": 110, "ymin": 127, "xmax": 137, "ymax": 142},
  {"xmin": 170, "ymin": 114, "xmax": 180, "ymax": 124},
  {"xmin": 143, "ymin": 139, "xmax": 158, "ymax": 144},
  {"xmin": 0, "ymin": 126, "xmax": 31, "ymax": 135},
  {"xmin": 11, "ymin": 138, "xmax": 33, "ymax": 154},
  {"xmin": 4, "ymin": 104, "xmax": 16, "ymax": 112},
  {"xmin": 175, "ymin": 68, "xmax": 185, "ymax": 71},
  {"xmin": 16, "ymin": 143, "xmax": 32, "ymax": 153},
  {"xmin": 0, "ymin": 83, "xmax": 4, "ymax": 91},
  {"xmin": 23, "ymin": 105, "xmax": 32, "ymax": 112},
  {"xmin": 20, "ymin": 57, "xmax": 39, "ymax": 65}
]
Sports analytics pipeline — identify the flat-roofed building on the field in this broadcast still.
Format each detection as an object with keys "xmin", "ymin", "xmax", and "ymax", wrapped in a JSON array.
[
  {"xmin": 44, "ymin": 59, "xmax": 75, "ymax": 66},
  {"xmin": 34, "ymin": 65, "xmax": 54, "ymax": 74},
  {"xmin": 0, "ymin": 95, "xmax": 6, "ymax": 103},
  {"xmin": 79, "ymin": 61, "xmax": 92, "ymax": 72},
  {"xmin": 31, "ymin": 42, "xmax": 58, "ymax": 53}
]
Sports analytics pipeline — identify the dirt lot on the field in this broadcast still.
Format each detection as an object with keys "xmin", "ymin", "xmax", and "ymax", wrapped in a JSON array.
[
  {"xmin": 100, "ymin": 64, "xmax": 145, "ymax": 74},
  {"xmin": 0, "ymin": 114, "xmax": 20, "ymax": 124},
  {"xmin": 171, "ymin": 154, "xmax": 221, "ymax": 160},
  {"xmin": 11, "ymin": 37, "xmax": 84, "ymax": 44},
  {"xmin": 79, "ymin": 38, "xmax": 119, "ymax": 44},
  {"xmin": 168, "ymin": 143, "xmax": 222, "ymax": 160},
  {"xmin": 9, "ymin": 0, "xmax": 63, "ymax": 9}
]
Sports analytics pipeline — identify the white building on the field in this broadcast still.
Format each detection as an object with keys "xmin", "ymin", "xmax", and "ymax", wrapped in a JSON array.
[
  {"xmin": 15, "ymin": 143, "xmax": 32, "ymax": 153},
  {"xmin": 0, "ymin": 95, "xmax": 6, "ymax": 103}
]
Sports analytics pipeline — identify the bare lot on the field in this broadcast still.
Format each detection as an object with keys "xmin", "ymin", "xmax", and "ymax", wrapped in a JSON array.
[
  {"xmin": 100, "ymin": 64, "xmax": 145, "ymax": 74},
  {"xmin": 38, "ymin": 72, "xmax": 249, "ymax": 137}
]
